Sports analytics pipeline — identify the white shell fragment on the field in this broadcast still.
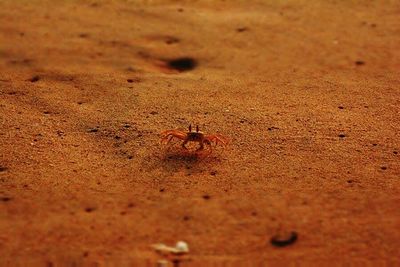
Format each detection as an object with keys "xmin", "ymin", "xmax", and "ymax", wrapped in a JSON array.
[
  {"xmin": 175, "ymin": 241, "xmax": 189, "ymax": 253},
  {"xmin": 151, "ymin": 241, "xmax": 189, "ymax": 255}
]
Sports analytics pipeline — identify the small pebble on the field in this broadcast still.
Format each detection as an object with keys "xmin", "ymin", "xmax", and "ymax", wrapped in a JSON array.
[
  {"xmin": 270, "ymin": 231, "xmax": 298, "ymax": 247},
  {"xmin": 87, "ymin": 128, "xmax": 98, "ymax": 133},
  {"xmin": 29, "ymin": 75, "xmax": 40, "ymax": 82}
]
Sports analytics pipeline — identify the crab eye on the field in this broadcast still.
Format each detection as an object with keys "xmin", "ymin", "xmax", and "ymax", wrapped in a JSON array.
[
  {"xmin": 196, "ymin": 125, "xmax": 199, "ymax": 132},
  {"xmin": 189, "ymin": 124, "xmax": 192, "ymax": 132}
]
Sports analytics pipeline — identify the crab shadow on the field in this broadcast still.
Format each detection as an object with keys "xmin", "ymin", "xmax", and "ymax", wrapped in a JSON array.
[{"xmin": 142, "ymin": 147, "xmax": 222, "ymax": 175}]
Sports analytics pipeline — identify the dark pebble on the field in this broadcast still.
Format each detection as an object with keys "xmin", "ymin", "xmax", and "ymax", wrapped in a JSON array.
[
  {"xmin": 87, "ymin": 128, "xmax": 99, "ymax": 133},
  {"xmin": 270, "ymin": 231, "xmax": 298, "ymax": 247},
  {"xmin": 29, "ymin": 75, "xmax": 40, "ymax": 82}
]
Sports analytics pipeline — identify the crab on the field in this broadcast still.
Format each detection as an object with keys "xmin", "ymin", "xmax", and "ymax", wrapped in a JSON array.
[{"xmin": 160, "ymin": 125, "xmax": 229, "ymax": 152}]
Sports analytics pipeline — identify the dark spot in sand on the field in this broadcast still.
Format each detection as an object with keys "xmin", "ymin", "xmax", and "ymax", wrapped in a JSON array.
[
  {"xmin": 338, "ymin": 133, "xmax": 346, "ymax": 138},
  {"xmin": 78, "ymin": 33, "xmax": 89, "ymax": 38},
  {"xmin": 165, "ymin": 36, "xmax": 180, "ymax": 45},
  {"xmin": 166, "ymin": 57, "xmax": 197, "ymax": 72},
  {"xmin": 87, "ymin": 128, "xmax": 99, "ymax": 133},
  {"xmin": 251, "ymin": 211, "xmax": 258, "ymax": 216},
  {"xmin": 177, "ymin": 8, "xmax": 184, "ymax": 12},
  {"xmin": 381, "ymin": 166, "xmax": 387, "ymax": 170},
  {"xmin": 77, "ymin": 101, "xmax": 83, "ymax": 105},
  {"xmin": 236, "ymin": 27, "xmax": 248, "ymax": 32},
  {"xmin": 372, "ymin": 143, "xmax": 377, "ymax": 146},
  {"xmin": 85, "ymin": 207, "xmax": 96, "ymax": 213},
  {"xmin": 83, "ymin": 251, "xmax": 89, "ymax": 257},
  {"xmin": 127, "ymin": 77, "xmax": 141, "ymax": 83},
  {"xmin": 202, "ymin": 194, "xmax": 210, "ymax": 200},
  {"xmin": 159, "ymin": 188, "xmax": 165, "ymax": 193},
  {"xmin": 127, "ymin": 203, "xmax": 135, "ymax": 208},
  {"xmin": 270, "ymin": 231, "xmax": 298, "ymax": 247},
  {"xmin": 338, "ymin": 106, "xmax": 344, "ymax": 109},
  {"xmin": 137, "ymin": 51, "xmax": 150, "ymax": 59},
  {"xmin": 0, "ymin": 197, "xmax": 12, "ymax": 202},
  {"xmin": 120, "ymin": 211, "xmax": 127, "ymax": 216},
  {"xmin": 43, "ymin": 111, "xmax": 51, "ymax": 115},
  {"xmin": 128, "ymin": 155, "xmax": 133, "ymax": 160},
  {"xmin": 210, "ymin": 171, "xmax": 217, "ymax": 176},
  {"xmin": 125, "ymin": 66, "xmax": 135, "ymax": 72},
  {"xmin": 115, "ymin": 135, "xmax": 121, "ymax": 140},
  {"xmin": 355, "ymin": 60, "xmax": 365, "ymax": 66},
  {"xmin": 150, "ymin": 111, "xmax": 158, "ymax": 115},
  {"xmin": 29, "ymin": 75, "xmax": 40, "ymax": 82},
  {"xmin": 347, "ymin": 180, "xmax": 353, "ymax": 184},
  {"xmin": 0, "ymin": 166, "xmax": 8, "ymax": 172},
  {"xmin": 9, "ymin": 58, "xmax": 32, "ymax": 65},
  {"xmin": 183, "ymin": 215, "xmax": 190, "ymax": 221}
]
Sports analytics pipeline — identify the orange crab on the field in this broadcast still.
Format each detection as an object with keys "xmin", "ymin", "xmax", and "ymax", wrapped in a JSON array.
[{"xmin": 160, "ymin": 125, "xmax": 229, "ymax": 152}]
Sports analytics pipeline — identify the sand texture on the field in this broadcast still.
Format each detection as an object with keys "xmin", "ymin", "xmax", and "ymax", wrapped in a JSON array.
[{"xmin": 1, "ymin": 0, "xmax": 400, "ymax": 265}]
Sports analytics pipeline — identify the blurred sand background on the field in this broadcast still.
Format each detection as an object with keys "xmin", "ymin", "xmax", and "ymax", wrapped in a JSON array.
[{"xmin": 0, "ymin": 0, "xmax": 399, "ymax": 265}]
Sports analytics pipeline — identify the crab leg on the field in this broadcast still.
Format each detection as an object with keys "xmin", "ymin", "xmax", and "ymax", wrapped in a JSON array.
[{"xmin": 160, "ymin": 131, "xmax": 187, "ymax": 145}]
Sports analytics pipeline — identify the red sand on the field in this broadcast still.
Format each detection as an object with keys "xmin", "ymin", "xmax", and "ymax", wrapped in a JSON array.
[{"xmin": 0, "ymin": 0, "xmax": 399, "ymax": 265}]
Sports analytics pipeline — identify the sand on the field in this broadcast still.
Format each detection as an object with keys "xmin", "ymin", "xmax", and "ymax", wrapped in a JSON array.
[{"xmin": 0, "ymin": 0, "xmax": 399, "ymax": 265}]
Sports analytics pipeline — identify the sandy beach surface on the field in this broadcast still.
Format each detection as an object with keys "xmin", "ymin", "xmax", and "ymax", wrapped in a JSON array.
[{"xmin": 1, "ymin": 0, "xmax": 399, "ymax": 265}]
